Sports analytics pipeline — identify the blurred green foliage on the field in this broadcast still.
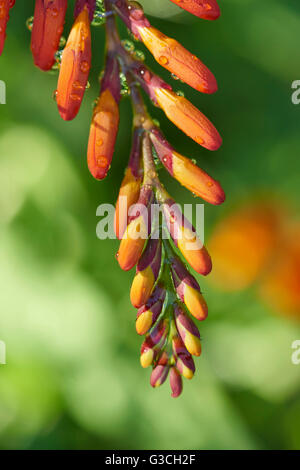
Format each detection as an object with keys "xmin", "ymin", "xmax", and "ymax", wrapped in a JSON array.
[{"xmin": 0, "ymin": 0, "xmax": 299, "ymax": 450}]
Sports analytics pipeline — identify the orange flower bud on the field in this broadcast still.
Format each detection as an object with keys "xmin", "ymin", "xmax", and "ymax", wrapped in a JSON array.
[
  {"xmin": 114, "ymin": 168, "xmax": 142, "ymax": 240},
  {"xmin": 177, "ymin": 226, "xmax": 212, "ymax": 275},
  {"xmin": 174, "ymin": 304, "xmax": 202, "ymax": 356},
  {"xmin": 0, "ymin": 0, "xmax": 14, "ymax": 56},
  {"xmin": 173, "ymin": 151, "xmax": 225, "ymax": 204},
  {"xmin": 130, "ymin": 238, "xmax": 162, "ymax": 308},
  {"xmin": 117, "ymin": 186, "xmax": 154, "ymax": 271},
  {"xmin": 31, "ymin": 0, "xmax": 68, "ymax": 71},
  {"xmin": 155, "ymin": 88, "xmax": 222, "ymax": 150},
  {"xmin": 171, "ymin": 256, "xmax": 208, "ymax": 320},
  {"xmin": 135, "ymin": 285, "xmax": 166, "ymax": 335},
  {"xmin": 150, "ymin": 131, "xmax": 225, "ymax": 204},
  {"xmin": 87, "ymin": 89, "xmax": 119, "ymax": 180},
  {"xmin": 117, "ymin": 216, "xmax": 148, "ymax": 271},
  {"xmin": 56, "ymin": 6, "xmax": 91, "ymax": 120},
  {"xmin": 168, "ymin": 0, "xmax": 220, "ymax": 20},
  {"xmin": 138, "ymin": 26, "xmax": 217, "ymax": 94},
  {"xmin": 163, "ymin": 199, "xmax": 212, "ymax": 275}
]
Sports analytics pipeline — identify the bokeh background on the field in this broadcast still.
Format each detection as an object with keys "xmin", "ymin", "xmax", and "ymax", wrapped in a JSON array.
[{"xmin": 0, "ymin": 0, "xmax": 300, "ymax": 450}]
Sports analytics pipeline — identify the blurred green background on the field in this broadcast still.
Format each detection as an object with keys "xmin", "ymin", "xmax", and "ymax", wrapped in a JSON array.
[{"xmin": 0, "ymin": 0, "xmax": 299, "ymax": 450}]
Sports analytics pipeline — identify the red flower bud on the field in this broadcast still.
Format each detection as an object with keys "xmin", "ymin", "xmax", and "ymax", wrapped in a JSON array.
[{"xmin": 31, "ymin": 0, "xmax": 68, "ymax": 71}]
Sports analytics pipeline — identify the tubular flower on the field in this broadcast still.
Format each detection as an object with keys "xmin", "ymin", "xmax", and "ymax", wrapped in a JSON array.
[
  {"xmin": 31, "ymin": 0, "xmax": 68, "ymax": 71},
  {"xmin": 0, "ymin": 0, "xmax": 15, "ymax": 56},
  {"xmin": 87, "ymin": 54, "xmax": 121, "ymax": 179},
  {"xmin": 2, "ymin": 0, "xmax": 223, "ymax": 396},
  {"xmin": 138, "ymin": 26, "xmax": 217, "ymax": 94},
  {"xmin": 56, "ymin": 2, "xmax": 92, "ymax": 120},
  {"xmin": 150, "ymin": 129, "xmax": 225, "ymax": 205},
  {"xmin": 114, "ymin": 128, "xmax": 143, "ymax": 240}
]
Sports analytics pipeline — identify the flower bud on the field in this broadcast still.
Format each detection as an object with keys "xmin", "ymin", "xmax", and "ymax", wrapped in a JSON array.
[
  {"xmin": 136, "ymin": 285, "xmax": 166, "ymax": 335},
  {"xmin": 138, "ymin": 26, "xmax": 217, "ymax": 93},
  {"xmin": 171, "ymin": 257, "xmax": 208, "ymax": 320},
  {"xmin": 140, "ymin": 318, "xmax": 169, "ymax": 368},
  {"xmin": 114, "ymin": 128, "xmax": 143, "ymax": 239},
  {"xmin": 131, "ymin": 238, "xmax": 162, "ymax": 308},
  {"xmin": 31, "ymin": 0, "xmax": 68, "ymax": 71},
  {"xmin": 154, "ymin": 88, "xmax": 222, "ymax": 150},
  {"xmin": 176, "ymin": 353, "xmax": 195, "ymax": 379},
  {"xmin": 117, "ymin": 185, "xmax": 154, "ymax": 271},
  {"xmin": 163, "ymin": 199, "xmax": 212, "ymax": 275},
  {"xmin": 169, "ymin": 367, "xmax": 183, "ymax": 398},
  {"xmin": 150, "ymin": 130, "xmax": 225, "ymax": 204},
  {"xmin": 56, "ymin": 5, "xmax": 91, "ymax": 120},
  {"xmin": 168, "ymin": 0, "xmax": 220, "ymax": 20},
  {"xmin": 150, "ymin": 364, "xmax": 169, "ymax": 388},
  {"xmin": 174, "ymin": 304, "xmax": 202, "ymax": 356}
]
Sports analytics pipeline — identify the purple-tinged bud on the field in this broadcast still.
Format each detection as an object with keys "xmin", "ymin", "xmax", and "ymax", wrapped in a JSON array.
[
  {"xmin": 176, "ymin": 354, "xmax": 195, "ymax": 380},
  {"xmin": 171, "ymin": 256, "xmax": 208, "ymax": 321},
  {"xmin": 74, "ymin": 0, "xmax": 97, "ymax": 21},
  {"xmin": 140, "ymin": 318, "xmax": 169, "ymax": 368},
  {"xmin": 131, "ymin": 238, "xmax": 162, "ymax": 308},
  {"xmin": 169, "ymin": 367, "xmax": 183, "ymax": 398},
  {"xmin": 112, "ymin": 0, "xmax": 150, "ymax": 40},
  {"xmin": 150, "ymin": 365, "xmax": 169, "ymax": 388},
  {"xmin": 162, "ymin": 199, "xmax": 212, "ymax": 275},
  {"xmin": 117, "ymin": 185, "xmax": 154, "ymax": 271},
  {"xmin": 174, "ymin": 304, "xmax": 202, "ymax": 356},
  {"xmin": 136, "ymin": 285, "xmax": 166, "ymax": 335}
]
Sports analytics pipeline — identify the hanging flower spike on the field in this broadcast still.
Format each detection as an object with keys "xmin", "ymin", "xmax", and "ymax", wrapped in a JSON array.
[
  {"xmin": 1, "ymin": 0, "xmax": 225, "ymax": 397},
  {"xmin": 150, "ymin": 129, "xmax": 225, "ymax": 204},
  {"xmin": 0, "ymin": 0, "xmax": 15, "ymax": 56},
  {"xmin": 114, "ymin": 129, "xmax": 143, "ymax": 240},
  {"xmin": 117, "ymin": 184, "xmax": 154, "ymax": 271},
  {"xmin": 168, "ymin": 0, "xmax": 220, "ymax": 20},
  {"xmin": 130, "ymin": 238, "xmax": 162, "ymax": 308},
  {"xmin": 56, "ymin": 1, "xmax": 93, "ymax": 120},
  {"xmin": 31, "ymin": 0, "xmax": 68, "ymax": 71},
  {"xmin": 87, "ymin": 54, "xmax": 121, "ymax": 179},
  {"xmin": 170, "ymin": 256, "xmax": 208, "ymax": 321}
]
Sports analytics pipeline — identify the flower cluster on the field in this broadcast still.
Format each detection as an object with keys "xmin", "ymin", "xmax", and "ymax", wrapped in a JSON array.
[{"xmin": 1, "ymin": 0, "xmax": 224, "ymax": 397}]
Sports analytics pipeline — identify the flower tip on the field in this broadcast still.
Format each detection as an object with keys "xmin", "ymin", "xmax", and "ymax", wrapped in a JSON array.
[
  {"xmin": 130, "ymin": 267, "xmax": 155, "ymax": 308},
  {"xmin": 56, "ymin": 6, "xmax": 91, "ymax": 121},
  {"xmin": 87, "ymin": 89, "xmax": 120, "ymax": 180}
]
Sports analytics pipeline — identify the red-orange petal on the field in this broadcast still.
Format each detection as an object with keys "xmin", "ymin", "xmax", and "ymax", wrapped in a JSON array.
[
  {"xmin": 56, "ymin": 6, "xmax": 91, "ymax": 121},
  {"xmin": 31, "ymin": 0, "xmax": 68, "ymax": 71},
  {"xmin": 114, "ymin": 168, "xmax": 142, "ymax": 240},
  {"xmin": 168, "ymin": 0, "xmax": 220, "ymax": 20},
  {"xmin": 139, "ymin": 26, "xmax": 217, "ymax": 94},
  {"xmin": 87, "ymin": 89, "xmax": 120, "ymax": 180},
  {"xmin": 155, "ymin": 88, "xmax": 222, "ymax": 150}
]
